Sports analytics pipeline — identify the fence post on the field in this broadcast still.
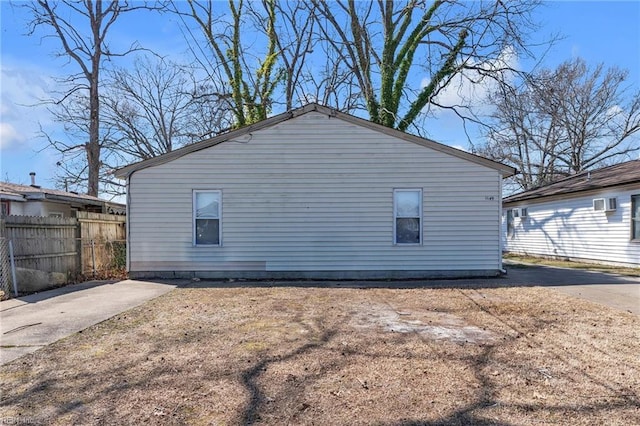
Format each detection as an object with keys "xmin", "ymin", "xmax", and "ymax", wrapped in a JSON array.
[
  {"xmin": 75, "ymin": 214, "xmax": 83, "ymax": 278},
  {"xmin": 91, "ymin": 239, "xmax": 96, "ymax": 277},
  {"xmin": 9, "ymin": 239, "xmax": 18, "ymax": 297}
]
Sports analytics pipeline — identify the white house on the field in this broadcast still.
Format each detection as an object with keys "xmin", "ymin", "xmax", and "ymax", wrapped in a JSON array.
[
  {"xmin": 116, "ymin": 103, "xmax": 515, "ymax": 279},
  {"xmin": 503, "ymin": 160, "xmax": 640, "ymax": 267},
  {"xmin": 1, "ymin": 174, "xmax": 125, "ymax": 217}
]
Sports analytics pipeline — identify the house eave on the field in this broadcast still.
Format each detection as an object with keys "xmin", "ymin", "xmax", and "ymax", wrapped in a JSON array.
[
  {"xmin": 24, "ymin": 192, "xmax": 119, "ymax": 209},
  {"xmin": 115, "ymin": 103, "xmax": 516, "ymax": 179},
  {"xmin": 0, "ymin": 193, "xmax": 26, "ymax": 202},
  {"xmin": 44, "ymin": 193, "xmax": 106, "ymax": 207},
  {"xmin": 504, "ymin": 180, "xmax": 640, "ymax": 206}
]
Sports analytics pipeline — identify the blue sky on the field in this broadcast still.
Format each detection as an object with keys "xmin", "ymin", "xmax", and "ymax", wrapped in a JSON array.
[{"xmin": 1, "ymin": 1, "xmax": 639, "ymax": 193}]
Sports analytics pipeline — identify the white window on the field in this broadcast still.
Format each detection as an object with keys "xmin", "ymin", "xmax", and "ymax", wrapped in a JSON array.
[
  {"xmin": 193, "ymin": 190, "xmax": 221, "ymax": 246},
  {"xmin": 394, "ymin": 189, "xmax": 422, "ymax": 245},
  {"xmin": 632, "ymin": 194, "xmax": 640, "ymax": 241},
  {"xmin": 506, "ymin": 209, "xmax": 515, "ymax": 237},
  {"xmin": 49, "ymin": 212, "xmax": 63, "ymax": 218}
]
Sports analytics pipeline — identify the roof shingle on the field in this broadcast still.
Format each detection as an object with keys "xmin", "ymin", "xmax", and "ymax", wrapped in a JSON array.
[
  {"xmin": 0, "ymin": 182, "xmax": 106, "ymax": 203},
  {"xmin": 503, "ymin": 160, "xmax": 640, "ymax": 204}
]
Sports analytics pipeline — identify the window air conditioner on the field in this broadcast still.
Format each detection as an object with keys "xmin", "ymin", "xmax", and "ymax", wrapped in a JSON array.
[
  {"xmin": 593, "ymin": 198, "xmax": 605, "ymax": 211},
  {"xmin": 594, "ymin": 198, "xmax": 617, "ymax": 212}
]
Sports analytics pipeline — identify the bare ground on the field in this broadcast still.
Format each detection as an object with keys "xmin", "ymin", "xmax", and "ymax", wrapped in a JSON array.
[{"xmin": 1, "ymin": 284, "xmax": 639, "ymax": 425}]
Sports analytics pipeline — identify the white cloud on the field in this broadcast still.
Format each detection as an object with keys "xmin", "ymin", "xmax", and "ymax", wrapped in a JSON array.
[
  {"xmin": 450, "ymin": 144, "xmax": 469, "ymax": 152},
  {"xmin": 0, "ymin": 58, "xmax": 55, "ymax": 150},
  {"xmin": 427, "ymin": 46, "xmax": 519, "ymax": 116},
  {"xmin": 0, "ymin": 122, "xmax": 23, "ymax": 149},
  {"xmin": 571, "ymin": 44, "xmax": 581, "ymax": 59},
  {"xmin": 605, "ymin": 104, "xmax": 624, "ymax": 119}
]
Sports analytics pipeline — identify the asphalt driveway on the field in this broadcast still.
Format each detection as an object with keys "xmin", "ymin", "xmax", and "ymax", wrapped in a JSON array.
[
  {"xmin": 1, "ymin": 265, "xmax": 638, "ymax": 366},
  {"xmin": 502, "ymin": 263, "xmax": 640, "ymax": 315}
]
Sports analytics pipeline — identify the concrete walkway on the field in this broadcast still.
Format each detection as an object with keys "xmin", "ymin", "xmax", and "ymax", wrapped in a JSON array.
[{"xmin": 0, "ymin": 280, "xmax": 176, "ymax": 365}]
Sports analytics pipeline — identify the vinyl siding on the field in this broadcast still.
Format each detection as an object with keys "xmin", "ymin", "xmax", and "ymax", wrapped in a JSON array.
[
  {"xmin": 129, "ymin": 111, "xmax": 503, "ymax": 273},
  {"xmin": 503, "ymin": 188, "xmax": 640, "ymax": 266},
  {"xmin": 8, "ymin": 201, "xmax": 72, "ymax": 217}
]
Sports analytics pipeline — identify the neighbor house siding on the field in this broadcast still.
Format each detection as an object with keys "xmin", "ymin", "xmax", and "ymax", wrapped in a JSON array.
[
  {"xmin": 41, "ymin": 201, "xmax": 73, "ymax": 217},
  {"xmin": 15, "ymin": 201, "xmax": 72, "ymax": 217},
  {"xmin": 503, "ymin": 188, "xmax": 640, "ymax": 266},
  {"xmin": 128, "ymin": 112, "xmax": 503, "ymax": 275},
  {"xmin": 7, "ymin": 201, "xmax": 25, "ymax": 216}
]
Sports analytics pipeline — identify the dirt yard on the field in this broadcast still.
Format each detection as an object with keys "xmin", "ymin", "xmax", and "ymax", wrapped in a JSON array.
[{"xmin": 1, "ymin": 284, "xmax": 639, "ymax": 425}]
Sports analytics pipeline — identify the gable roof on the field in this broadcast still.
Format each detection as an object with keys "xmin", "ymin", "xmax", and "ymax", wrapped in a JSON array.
[
  {"xmin": 115, "ymin": 103, "xmax": 516, "ymax": 179},
  {"xmin": 504, "ymin": 160, "xmax": 640, "ymax": 204},
  {"xmin": 0, "ymin": 181, "xmax": 125, "ymax": 211}
]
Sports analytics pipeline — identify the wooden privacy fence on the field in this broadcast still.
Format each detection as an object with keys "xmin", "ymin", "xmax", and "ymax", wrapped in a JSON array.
[
  {"xmin": 77, "ymin": 212, "xmax": 126, "ymax": 276},
  {"xmin": 0, "ymin": 212, "xmax": 126, "ymax": 295},
  {"xmin": 1, "ymin": 216, "xmax": 78, "ymax": 275}
]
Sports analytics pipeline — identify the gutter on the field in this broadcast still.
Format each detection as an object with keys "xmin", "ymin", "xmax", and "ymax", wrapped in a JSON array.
[
  {"xmin": 125, "ymin": 173, "xmax": 132, "ymax": 272},
  {"xmin": 504, "ymin": 181, "xmax": 640, "ymax": 206}
]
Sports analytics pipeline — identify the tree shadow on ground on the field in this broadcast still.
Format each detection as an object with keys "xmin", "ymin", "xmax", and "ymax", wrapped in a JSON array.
[{"xmin": 1, "ymin": 286, "xmax": 638, "ymax": 425}]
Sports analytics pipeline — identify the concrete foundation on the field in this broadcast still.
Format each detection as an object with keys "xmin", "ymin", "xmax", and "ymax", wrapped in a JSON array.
[{"xmin": 129, "ymin": 269, "xmax": 503, "ymax": 281}]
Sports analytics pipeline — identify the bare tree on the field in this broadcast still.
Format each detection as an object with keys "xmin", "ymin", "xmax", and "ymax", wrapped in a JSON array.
[
  {"xmin": 174, "ymin": 0, "xmax": 282, "ymax": 127},
  {"xmin": 39, "ymin": 91, "xmax": 107, "ymax": 194},
  {"xmin": 25, "ymin": 0, "xmax": 162, "ymax": 196},
  {"xmin": 475, "ymin": 81, "xmax": 562, "ymax": 190},
  {"xmin": 102, "ymin": 57, "xmax": 233, "ymax": 163},
  {"xmin": 311, "ymin": 0, "xmax": 539, "ymax": 132},
  {"xmin": 270, "ymin": 0, "xmax": 317, "ymax": 111},
  {"xmin": 50, "ymin": 58, "xmax": 233, "ymax": 197},
  {"xmin": 301, "ymin": 52, "xmax": 365, "ymax": 113},
  {"xmin": 478, "ymin": 57, "xmax": 640, "ymax": 191}
]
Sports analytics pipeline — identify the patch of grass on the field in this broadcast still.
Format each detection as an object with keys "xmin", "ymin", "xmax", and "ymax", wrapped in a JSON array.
[
  {"xmin": 1, "ymin": 286, "xmax": 638, "ymax": 425},
  {"xmin": 504, "ymin": 253, "xmax": 640, "ymax": 276}
]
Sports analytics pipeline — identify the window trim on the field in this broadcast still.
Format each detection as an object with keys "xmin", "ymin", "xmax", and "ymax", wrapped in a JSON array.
[
  {"xmin": 393, "ymin": 188, "xmax": 423, "ymax": 246},
  {"xmin": 506, "ymin": 208, "xmax": 515, "ymax": 238},
  {"xmin": 193, "ymin": 190, "xmax": 222, "ymax": 246},
  {"xmin": 632, "ymin": 194, "xmax": 640, "ymax": 242}
]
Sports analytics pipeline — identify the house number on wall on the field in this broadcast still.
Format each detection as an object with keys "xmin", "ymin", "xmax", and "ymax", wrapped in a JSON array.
[{"xmin": 485, "ymin": 196, "xmax": 495, "ymax": 201}]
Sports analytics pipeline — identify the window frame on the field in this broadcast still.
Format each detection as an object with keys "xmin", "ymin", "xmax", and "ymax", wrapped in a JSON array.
[
  {"xmin": 193, "ymin": 190, "xmax": 222, "ymax": 247},
  {"xmin": 393, "ymin": 188, "xmax": 423, "ymax": 246},
  {"xmin": 632, "ymin": 194, "xmax": 640, "ymax": 242},
  {"xmin": 506, "ymin": 209, "xmax": 515, "ymax": 238}
]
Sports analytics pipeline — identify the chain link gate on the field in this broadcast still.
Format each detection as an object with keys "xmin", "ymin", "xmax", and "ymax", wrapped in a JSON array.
[{"xmin": 0, "ymin": 238, "xmax": 15, "ymax": 299}]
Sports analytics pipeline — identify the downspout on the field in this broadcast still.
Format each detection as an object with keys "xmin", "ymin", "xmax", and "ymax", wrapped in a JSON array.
[
  {"xmin": 125, "ymin": 172, "xmax": 132, "ymax": 273},
  {"xmin": 499, "ymin": 172, "xmax": 506, "ymax": 275}
]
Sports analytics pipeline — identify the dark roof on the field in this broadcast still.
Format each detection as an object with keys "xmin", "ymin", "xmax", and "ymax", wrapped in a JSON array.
[
  {"xmin": 504, "ymin": 160, "xmax": 640, "ymax": 204},
  {"xmin": 0, "ymin": 182, "xmax": 124, "ymax": 209},
  {"xmin": 115, "ymin": 103, "xmax": 516, "ymax": 178}
]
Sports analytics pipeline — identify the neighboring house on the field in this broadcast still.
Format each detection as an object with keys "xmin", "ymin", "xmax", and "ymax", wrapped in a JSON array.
[
  {"xmin": 116, "ymin": 103, "xmax": 515, "ymax": 280},
  {"xmin": 0, "ymin": 174, "xmax": 125, "ymax": 217},
  {"xmin": 503, "ymin": 160, "xmax": 640, "ymax": 267}
]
